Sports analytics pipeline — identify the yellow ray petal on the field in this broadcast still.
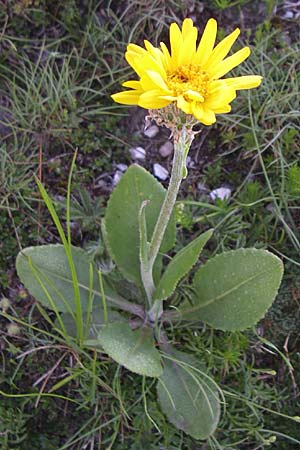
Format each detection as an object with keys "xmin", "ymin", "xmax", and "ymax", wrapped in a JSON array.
[
  {"xmin": 138, "ymin": 90, "xmax": 171, "ymax": 109},
  {"xmin": 170, "ymin": 22, "xmax": 183, "ymax": 64},
  {"xmin": 144, "ymin": 40, "xmax": 165, "ymax": 66},
  {"xmin": 182, "ymin": 18, "xmax": 195, "ymax": 39},
  {"xmin": 130, "ymin": 52, "xmax": 166, "ymax": 79},
  {"xmin": 160, "ymin": 41, "xmax": 172, "ymax": 71},
  {"xmin": 177, "ymin": 95, "xmax": 192, "ymax": 114},
  {"xmin": 224, "ymin": 75, "xmax": 262, "ymax": 89},
  {"xmin": 125, "ymin": 52, "xmax": 144, "ymax": 77},
  {"xmin": 205, "ymin": 86, "xmax": 236, "ymax": 109},
  {"xmin": 122, "ymin": 80, "xmax": 142, "ymax": 89},
  {"xmin": 160, "ymin": 95, "xmax": 178, "ymax": 101},
  {"xmin": 111, "ymin": 90, "xmax": 141, "ymax": 105},
  {"xmin": 145, "ymin": 70, "xmax": 169, "ymax": 91},
  {"xmin": 201, "ymin": 106, "xmax": 217, "ymax": 125},
  {"xmin": 195, "ymin": 18, "xmax": 218, "ymax": 66},
  {"xmin": 127, "ymin": 43, "xmax": 147, "ymax": 56},
  {"xmin": 210, "ymin": 47, "xmax": 250, "ymax": 79},
  {"xmin": 185, "ymin": 89, "xmax": 204, "ymax": 102},
  {"xmin": 204, "ymin": 28, "xmax": 240, "ymax": 70},
  {"xmin": 191, "ymin": 102, "xmax": 204, "ymax": 120},
  {"xmin": 178, "ymin": 26, "xmax": 198, "ymax": 65},
  {"xmin": 213, "ymin": 105, "xmax": 231, "ymax": 114}
]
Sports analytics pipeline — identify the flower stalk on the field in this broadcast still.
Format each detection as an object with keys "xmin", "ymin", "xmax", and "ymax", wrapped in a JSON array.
[{"xmin": 141, "ymin": 125, "xmax": 194, "ymax": 317}]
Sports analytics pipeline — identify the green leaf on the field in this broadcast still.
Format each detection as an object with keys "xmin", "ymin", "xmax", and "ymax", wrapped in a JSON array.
[
  {"xmin": 16, "ymin": 244, "xmax": 117, "ymax": 313},
  {"xmin": 58, "ymin": 306, "xmax": 124, "ymax": 340},
  {"xmin": 91, "ymin": 322, "xmax": 162, "ymax": 377},
  {"xmin": 105, "ymin": 165, "xmax": 176, "ymax": 285},
  {"xmin": 154, "ymin": 229, "xmax": 213, "ymax": 301},
  {"xmin": 157, "ymin": 348, "xmax": 220, "ymax": 439},
  {"xmin": 181, "ymin": 248, "xmax": 283, "ymax": 331},
  {"xmin": 138, "ymin": 200, "xmax": 150, "ymax": 269}
]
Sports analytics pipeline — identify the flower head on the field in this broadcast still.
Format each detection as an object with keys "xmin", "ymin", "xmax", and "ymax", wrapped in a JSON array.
[{"xmin": 112, "ymin": 18, "xmax": 262, "ymax": 126}]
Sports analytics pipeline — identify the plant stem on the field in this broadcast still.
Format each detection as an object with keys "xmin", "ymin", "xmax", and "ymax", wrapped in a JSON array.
[
  {"xmin": 142, "ymin": 126, "xmax": 193, "ymax": 311},
  {"xmin": 149, "ymin": 127, "xmax": 191, "ymax": 269}
]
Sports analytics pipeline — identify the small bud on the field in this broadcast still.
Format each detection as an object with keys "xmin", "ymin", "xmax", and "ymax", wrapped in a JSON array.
[
  {"xmin": 7, "ymin": 323, "xmax": 21, "ymax": 336},
  {"xmin": 264, "ymin": 436, "xmax": 276, "ymax": 444},
  {"xmin": 0, "ymin": 297, "xmax": 11, "ymax": 312},
  {"xmin": 19, "ymin": 288, "xmax": 28, "ymax": 299}
]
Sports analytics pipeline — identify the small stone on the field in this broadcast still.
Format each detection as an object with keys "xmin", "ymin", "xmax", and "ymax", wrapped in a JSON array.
[
  {"xmin": 159, "ymin": 141, "xmax": 173, "ymax": 158},
  {"xmin": 116, "ymin": 163, "xmax": 128, "ymax": 172},
  {"xmin": 113, "ymin": 170, "xmax": 123, "ymax": 186},
  {"xmin": 144, "ymin": 124, "xmax": 159, "ymax": 138},
  {"xmin": 130, "ymin": 146, "xmax": 146, "ymax": 160},
  {"xmin": 210, "ymin": 187, "xmax": 231, "ymax": 201},
  {"xmin": 186, "ymin": 156, "xmax": 196, "ymax": 169},
  {"xmin": 153, "ymin": 163, "xmax": 169, "ymax": 181}
]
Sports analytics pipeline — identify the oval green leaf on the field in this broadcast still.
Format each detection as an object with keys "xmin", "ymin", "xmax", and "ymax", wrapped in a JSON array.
[
  {"xmin": 157, "ymin": 348, "xmax": 220, "ymax": 439},
  {"xmin": 154, "ymin": 229, "xmax": 213, "ymax": 301},
  {"xmin": 16, "ymin": 244, "xmax": 118, "ymax": 313},
  {"xmin": 95, "ymin": 322, "xmax": 163, "ymax": 377},
  {"xmin": 181, "ymin": 248, "xmax": 283, "ymax": 330},
  {"xmin": 58, "ymin": 307, "xmax": 125, "ymax": 340},
  {"xmin": 105, "ymin": 165, "xmax": 176, "ymax": 285}
]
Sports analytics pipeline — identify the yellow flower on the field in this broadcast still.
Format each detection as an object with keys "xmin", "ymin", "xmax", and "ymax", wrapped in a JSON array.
[{"xmin": 112, "ymin": 18, "xmax": 262, "ymax": 126}]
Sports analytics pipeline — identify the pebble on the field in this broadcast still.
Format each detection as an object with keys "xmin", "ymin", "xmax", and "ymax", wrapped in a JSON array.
[
  {"xmin": 153, "ymin": 163, "xmax": 169, "ymax": 181},
  {"xmin": 116, "ymin": 163, "xmax": 128, "ymax": 172},
  {"xmin": 209, "ymin": 187, "xmax": 231, "ymax": 201},
  {"xmin": 283, "ymin": 10, "xmax": 294, "ymax": 19},
  {"xmin": 113, "ymin": 170, "xmax": 123, "ymax": 186},
  {"xmin": 159, "ymin": 141, "xmax": 173, "ymax": 158},
  {"xmin": 144, "ymin": 124, "xmax": 159, "ymax": 138},
  {"xmin": 186, "ymin": 155, "xmax": 196, "ymax": 169},
  {"xmin": 130, "ymin": 146, "xmax": 146, "ymax": 160}
]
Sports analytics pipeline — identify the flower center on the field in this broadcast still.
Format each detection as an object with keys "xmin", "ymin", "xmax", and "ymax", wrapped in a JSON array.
[{"xmin": 167, "ymin": 65, "xmax": 209, "ymax": 98}]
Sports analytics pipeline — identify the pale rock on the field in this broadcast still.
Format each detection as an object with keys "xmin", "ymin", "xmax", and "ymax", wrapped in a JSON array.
[
  {"xmin": 144, "ymin": 124, "xmax": 159, "ymax": 138},
  {"xmin": 113, "ymin": 170, "xmax": 123, "ymax": 186},
  {"xmin": 116, "ymin": 163, "xmax": 128, "ymax": 172},
  {"xmin": 130, "ymin": 146, "xmax": 146, "ymax": 160},
  {"xmin": 186, "ymin": 156, "xmax": 196, "ymax": 169},
  {"xmin": 210, "ymin": 187, "xmax": 232, "ymax": 201},
  {"xmin": 153, "ymin": 163, "xmax": 169, "ymax": 181},
  {"xmin": 159, "ymin": 141, "xmax": 173, "ymax": 158}
]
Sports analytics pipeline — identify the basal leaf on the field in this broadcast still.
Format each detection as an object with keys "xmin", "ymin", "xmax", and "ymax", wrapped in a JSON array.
[
  {"xmin": 16, "ymin": 244, "xmax": 120, "ymax": 313},
  {"xmin": 157, "ymin": 348, "xmax": 220, "ymax": 439},
  {"xmin": 58, "ymin": 306, "xmax": 124, "ymax": 340},
  {"xmin": 181, "ymin": 248, "xmax": 283, "ymax": 330},
  {"xmin": 104, "ymin": 165, "xmax": 176, "ymax": 285},
  {"xmin": 154, "ymin": 229, "xmax": 213, "ymax": 301},
  {"xmin": 92, "ymin": 322, "xmax": 163, "ymax": 377}
]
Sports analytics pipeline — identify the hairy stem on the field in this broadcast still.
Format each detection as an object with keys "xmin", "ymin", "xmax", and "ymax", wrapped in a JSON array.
[
  {"xmin": 141, "ymin": 126, "xmax": 194, "ymax": 310},
  {"xmin": 148, "ymin": 131, "xmax": 187, "ymax": 268}
]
